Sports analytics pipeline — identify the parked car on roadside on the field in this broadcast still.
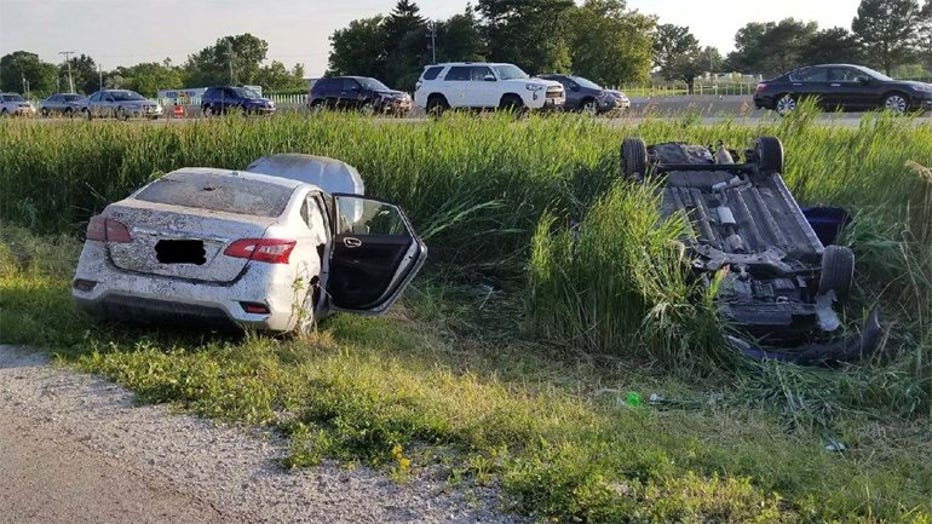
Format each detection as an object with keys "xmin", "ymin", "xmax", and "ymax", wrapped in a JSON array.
[
  {"xmin": 754, "ymin": 64, "xmax": 932, "ymax": 115},
  {"xmin": 308, "ymin": 76, "xmax": 412, "ymax": 116},
  {"xmin": 413, "ymin": 62, "xmax": 565, "ymax": 115},
  {"xmin": 201, "ymin": 86, "xmax": 276, "ymax": 116},
  {"xmin": 38, "ymin": 93, "xmax": 86, "ymax": 117},
  {"xmin": 81, "ymin": 89, "xmax": 163, "ymax": 120},
  {"xmin": 0, "ymin": 93, "xmax": 36, "ymax": 117},
  {"xmin": 537, "ymin": 74, "xmax": 629, "ymax": 114},
  {"xmin": 72, "ymin": 154, "xmax": 427, "ymax": 335}
]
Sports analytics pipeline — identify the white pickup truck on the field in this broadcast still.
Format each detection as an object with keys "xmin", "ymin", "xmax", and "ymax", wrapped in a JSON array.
[{"xmin": 413, "ymin": 62, "xmax": 565, "ymax": 114}]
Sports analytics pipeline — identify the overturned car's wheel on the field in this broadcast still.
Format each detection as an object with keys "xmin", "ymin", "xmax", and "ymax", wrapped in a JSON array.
[
  {"xmin": 819, "ymin": 245, "xmax": 855, "ymax": 302},
  {"xmin": 754, "ymin": 136, "xmax": 784, "ymax": 175},
  {"xmin": 621, "ymin": 137, "xmax": 648, "ymax": 181}
]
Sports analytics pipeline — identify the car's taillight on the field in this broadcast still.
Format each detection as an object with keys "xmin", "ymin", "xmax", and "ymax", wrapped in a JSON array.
[
  {"xmin": 755, "ymin": 83, "xmax": 766, "ymax": 94},
  {"xmin": 86, "ymin": 215, "xmax": 131, "ymax": 243},
  {"xmin": 224, "ymin": 239, "xmax": 296, "ymax": 264}
]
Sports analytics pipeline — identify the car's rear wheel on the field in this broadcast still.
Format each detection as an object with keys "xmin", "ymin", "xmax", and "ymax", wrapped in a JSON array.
[
  {"xmin": 40, "ymin": 107, "xmax": 50, "ymax": 118},
  {"xmin": 580, "ymin": 98, "xmax": 598, "ymax": 115},
  {"xmin": 360, "ymin": 101, "xmax": 375, "ymax": 116},
  {"xmin": 309, "ymin": 99, "xmax": 324, "ymax": 114},
  {"xmin": 426, "ymin": 94, "xmax": 448, "ymax": 117},
  {"xmin": 754, "ymin": 136, "xmax": 784, "ymax": 175},
  {"xmin": 883, "ymin": 92, "xmax": 908, "ymax": 114},
  {"xmin": 84, "ymin": 108, "xmax": 92, "ymax": 120},
  {"xmin": 64, "ymin": 107, "xmax": 73, "ymax": 118},
  {"xmin": 775, "ymin": 94, "xmax": 796, "ymax": 115},
  {"xmin": 620, "ymin": 137, "xmax": 648, "ymax": 181},
  {"xmin": 201, "ymin": 104, "xmax": 212, "ymax": 117},
  {"xmin": 117, "ymin": 107, "xmax": 129, "ymax": 121},
  {"xmin": 819, "ymin": 245, "xmax": 855, "ymax": 302}
]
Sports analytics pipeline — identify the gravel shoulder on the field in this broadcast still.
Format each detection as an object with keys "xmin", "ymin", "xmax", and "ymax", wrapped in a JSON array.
[{"xmin": 0, "ymin": 345, "xmax": 508, "ymax": 523}]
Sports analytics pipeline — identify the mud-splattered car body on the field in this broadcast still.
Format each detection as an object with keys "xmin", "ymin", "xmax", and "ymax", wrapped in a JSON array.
[
  {"xmin": 620, "ymin": 137, "xmax": 882, "ymax": 364},
  {"xmin": 72, "ymin": 155, "xmax": 427, "ymax": 334}
]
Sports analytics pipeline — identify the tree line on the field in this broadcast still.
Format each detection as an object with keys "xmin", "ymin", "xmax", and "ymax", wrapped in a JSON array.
[
  {"xmin": 2, "ymin": 0, "xmax": 930, "ymax": 98},
  {"xmin": 0, "ymin": 33, "xmax": 306, "ymax": 98},
  {"xmin": 331, "ymin": 0, "xmax": 932, "ymax": 92}
]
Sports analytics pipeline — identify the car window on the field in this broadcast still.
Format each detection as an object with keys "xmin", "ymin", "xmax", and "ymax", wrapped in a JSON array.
[
  {"xmin": 422, "ymin": 66, "xmax": 443, "ymax": 81},
  {"xmin": 315, "ymin": 79, "xmax": 334, "ymax": 91},
  {"xmin": 830, "ymin": 67, "xmax": 871, "ymax": 82},
  {"xmin": 339, "ymin": 78, "xmax": 358, "ymax": 91},
  {"xmin": 335, "ymin": 197, "xmax": 409, "ymax": 236},
  {"xmin": 492, "ymin": 64, "xmax": 529, "ymax": 80},
  {"xmin": 469, "ymin": 66, "xmax": 494, "ymax": 81},
  {"xmin": 789, "ymin": 67, "xmax": 828, "ymax": 82},
  {"xmin": 445, "ymin": 66, "xmax": 471, "ymax": 81},
  {"xmin": 4, "ymin": 94, "xmax": 25, "ymax": 102},
  {"xmin": 63, "ymin": 94, "xmax": 82, "ymax": 102},
  {"xmin": 89, "ymin": 92, "xmax": 102, "ymax": 102},
  {"xmin": 48, "ymin": 95, "xmax": 60, "ymax": 102},
  {"xmin": 572, "ymin": 76, "xmax": 602, "ymax": 90},
  {"xmin": 134, "ymin": 172, "xmax": 295, "ymax": 218}
]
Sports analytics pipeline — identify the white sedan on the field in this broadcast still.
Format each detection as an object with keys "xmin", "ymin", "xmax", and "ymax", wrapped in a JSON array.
[{"xmin": 72, "ymin": 155, "xmax": 427, "ymax": 334}]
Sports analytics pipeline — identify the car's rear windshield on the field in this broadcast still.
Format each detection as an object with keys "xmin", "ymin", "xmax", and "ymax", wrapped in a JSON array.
[
  {"xmin": 134, "ymin": 172, "xmax": 294, "ymax": 217},
  {"xmin": 3, "ymin": 94, "xmax": 25, "ymax": 102}
]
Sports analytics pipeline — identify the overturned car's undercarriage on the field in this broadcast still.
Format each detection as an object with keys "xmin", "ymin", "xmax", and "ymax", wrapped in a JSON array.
[{"xmin": 621, "ymin": 136, "xmax": 883, "ymax": 365}]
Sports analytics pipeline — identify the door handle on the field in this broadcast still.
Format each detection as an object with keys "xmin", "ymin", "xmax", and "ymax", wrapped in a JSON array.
[
  {"xmin": 343, "ymin": 237, "xmax": 362, "ymax": 248},
  {"xmin": 829, "ymin": 83, "xmax": 841, "ymax": 87}
]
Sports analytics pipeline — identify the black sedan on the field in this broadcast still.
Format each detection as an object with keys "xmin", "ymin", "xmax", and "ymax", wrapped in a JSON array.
[
  {"xmin": 754, "ymin": 64, "xmax": 932, "ymax": 115},
  {"xmin": 537, "ymin": 74, "xmax": 629, "ymax": 114}
]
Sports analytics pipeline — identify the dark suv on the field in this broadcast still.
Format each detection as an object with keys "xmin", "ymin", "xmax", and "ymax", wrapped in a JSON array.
[
  {"xmin": 309, "ymin": 76, "xmax": 412, "ymax": 116},
  {"xmin": 201, "ymin": 86, "xmax": 276, "ymax": 116},
  {"xmin": 538, "ymin": 74, "xmax": 630, "ymax": 114},
  {"xmin": 754, "ymin": 64, "xmax": 932, "ymax": 115}
]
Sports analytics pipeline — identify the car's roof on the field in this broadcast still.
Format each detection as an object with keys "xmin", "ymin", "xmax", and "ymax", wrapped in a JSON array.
[{"xmin": 162, "ymin": 167, "xmax": 306, "ymax": 190}]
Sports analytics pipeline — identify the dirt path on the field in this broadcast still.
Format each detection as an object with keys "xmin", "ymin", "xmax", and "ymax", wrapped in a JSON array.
[{"xmin": 0, "ymin": 345, "xmax": 507, "ymax": 523}]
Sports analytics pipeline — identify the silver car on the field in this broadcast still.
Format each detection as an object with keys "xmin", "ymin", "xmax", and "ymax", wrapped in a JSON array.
[
  {"xmin": 0, "ymin": 93, "xmax": 36, "ymax": 117},
  {"xmin": 82, "ymin": 89, "xmax": 163, "ymax": 120},
  {"xmin": 72, "ymin": 154, "xmax": 427, "ymax": 335},
  {"xmin": 38, "ymin": 93, "xmax": 86, "ymax": 117}
]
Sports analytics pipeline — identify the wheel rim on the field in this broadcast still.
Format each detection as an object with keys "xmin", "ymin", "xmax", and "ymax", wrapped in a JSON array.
[
  {"xmin": 582, "ymin": 101, "xmax": 597, "ymax": 115},
  {"xmin": 776, "ymin": 95, "xmax": 796, "ymax": 114},
  {"xmin": 360, "ymin": 103, "xmax": 374, "ymax": 115},
  {"xmin": 885, "ymin": 95, "xmax": 906, "ymax": 113}
]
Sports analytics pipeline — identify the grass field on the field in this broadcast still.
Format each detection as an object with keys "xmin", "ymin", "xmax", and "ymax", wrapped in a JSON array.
[{"xmin": 1, "ymin": 110, "xmax": 931, "ymax": 521}]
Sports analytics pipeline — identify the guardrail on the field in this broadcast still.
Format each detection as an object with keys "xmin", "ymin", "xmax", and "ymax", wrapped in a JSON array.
[{"xmin": 612, "ymin": 82, "xmax": 759, "ymax": 98}]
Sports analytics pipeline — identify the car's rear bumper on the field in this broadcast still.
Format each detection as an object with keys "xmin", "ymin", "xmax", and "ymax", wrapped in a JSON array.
[
  {"xmin": 753, "ymin": 95, "xmax": 773, "ymax": 109},
  {"xmin": 72, "ymin": 243, "xmax": 306, "ymax": 332}
]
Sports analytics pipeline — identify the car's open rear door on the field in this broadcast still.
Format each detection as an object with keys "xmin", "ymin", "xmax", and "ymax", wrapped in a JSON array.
[{"xmin": 325, "ymin": 193, "xmax": 427, "ymax": 314}]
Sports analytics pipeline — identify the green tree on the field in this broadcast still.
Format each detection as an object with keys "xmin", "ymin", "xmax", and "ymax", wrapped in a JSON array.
[
  {"xmin": 62, "ymin": 54, "xmax": 99, "ymax": 94},
  {"xmin": 328, "ymin": 16, "xmax": 387, "ymax": 79},
  {"xmin": 434, "ymin": 5, "xmax": 485, "ymax": 63},
  {"xmin": 799, "ymin": 27, "xmax": 863, "ymax": 65},
  {"xmin": 653, "ymin": 24, "xmax": 699, "ymax": 71},
  {"xmin": 918, "ymin": 0, "xmax": 932, "ymax": 72},
  {"xmin": 0, "ymin": 51, "xmax": 58, "ymax": 96},
  {"xmin": 726, "ymin": 19, "xmax": 818, "ymax": 76},
  {"xmin": 114, "ymin": 61, "xmax": 183, "ymax": 96},
  {"xmin": 477, "ymin": 0, "xmax": 574, "ymax": 74},
  {"xmin": 565, "ymin": 0, "xmax": 653, "ymax": 85},
  {"xmin": 381, "ymin": 0, "xmax": 430, "ymax": 90},
  {"xmin": 852, "ymin": 0, "xmax": 922, "ymax": 75},
  {"xmin": 184, "ymin": 33, "xmax": 269, "ymax": 86},
  {"xmin": 256, "ymin": 60, "xmax": 307, "ymax": 91}
]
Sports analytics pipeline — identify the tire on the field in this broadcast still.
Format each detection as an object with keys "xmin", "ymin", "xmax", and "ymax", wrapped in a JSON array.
[
  {"xmin": 40, "ymin": 108, "xmax": 50, "ymax": 118},
  {"xmin": 819, "ymin": 245, "xmax": 855, "ymax": 302},
  {"xmin": 754, "ymin": 136, "xmax": 784, "ymax": 174},
  {"xmin": 580, "ymin": 98, "xmax": 598, "ymax": 115},
  {"xmin": 309, "ymin": 99, "xmax": 324, "ymax": 113},
  {"xmin": 0, "ymin": 109, "xmax": 7, "ymax": 118},
  {"xmin": 241, "ymin": 104, "xmax": 250, "ymax": 116},
  {"xmin": 359, "ymin": 101, "xmax": 375, "ymax": 116},
  {"xmin": 775, "ymin": 93, "xmax": 796, "ymax": 115},
  {"xmin": 201, "ymin": 104, "xmax": 211, "ymax": 117},
  {"xmin": 882, "ymin": 92, "xmax": 909, "ymax": 114},
  {"xmin": 84, "ymin": 108, "xmax": 92, "ymax": 120},
  {"xmin": 426, "ymin": 94, "xmax": 448, "ymax": 117},
  {"xmin": 64, "ymin": 107, "xmax": 73, "ymax": 118},
  {"xmin": 117, "ymin": 107, "xmax": 129, "ymax": 121},
  {"xmin": 620, "ymin": 137, "xmax": 648, "ymax": 181}
]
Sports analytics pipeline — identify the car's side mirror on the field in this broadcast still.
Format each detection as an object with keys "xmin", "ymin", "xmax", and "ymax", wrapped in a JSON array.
[{"xmin": 483, "ymin": 74, "xmax": 496, "ymax": 82}]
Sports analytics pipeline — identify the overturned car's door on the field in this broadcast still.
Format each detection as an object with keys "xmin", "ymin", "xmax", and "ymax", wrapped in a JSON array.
[{"xmin": 325, "ymin": 194, "xmax": 427, "ymax": 314}]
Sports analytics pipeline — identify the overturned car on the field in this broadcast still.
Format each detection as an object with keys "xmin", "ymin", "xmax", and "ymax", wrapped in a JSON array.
[
  {"xmin": 72, "ymin": 154, "xmax": 427, "ymax": 334},
  {"xmin": 620, "ymin": 136, "xmax": 882, "ymax": 364}
]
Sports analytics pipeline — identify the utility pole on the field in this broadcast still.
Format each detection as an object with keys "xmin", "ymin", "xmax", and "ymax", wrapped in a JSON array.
[
  {"xmin": 59, "ymin": 50, "xmax": 76, "ymax": 93},
  {"xmin": 428, "ymin": 22, "xmax": 437, "ymax": 64},
  {"xmin": 98, "ymin": 63, "xmax": 103, "ymax": 90},
  {"xmin": 227, "ymin": 40, "xmax": 235, "ymax": 84}
]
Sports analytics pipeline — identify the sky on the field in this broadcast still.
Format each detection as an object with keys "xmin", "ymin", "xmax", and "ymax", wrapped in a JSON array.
[{"xmin": 0, "ymin": 0, "xmax": 862, "ymax": 77}]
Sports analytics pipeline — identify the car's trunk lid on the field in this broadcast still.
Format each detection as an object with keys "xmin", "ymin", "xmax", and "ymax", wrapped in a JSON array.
[{"xmin": 105, "ymin": 201, "xmax": 276, "ymax": 283}]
